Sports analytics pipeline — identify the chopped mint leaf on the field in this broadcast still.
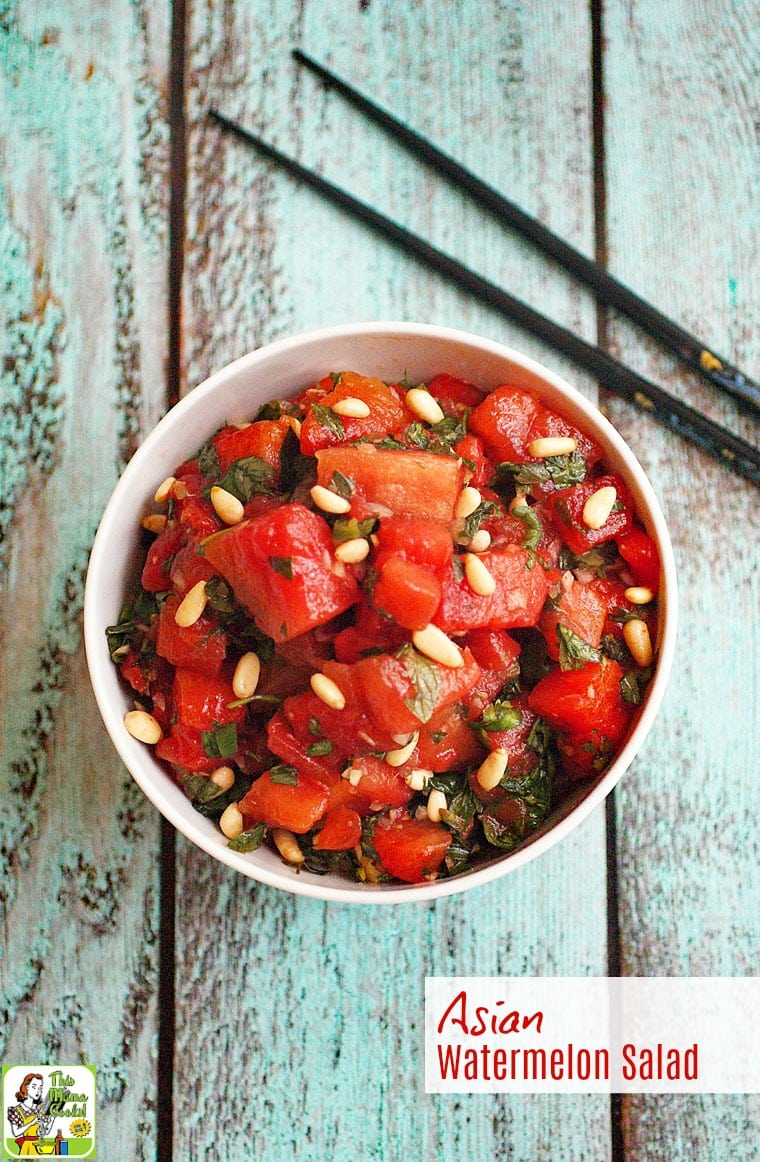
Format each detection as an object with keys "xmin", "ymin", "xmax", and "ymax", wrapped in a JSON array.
[
  {"xmin": 312, "ymin": 404, "xmax": 344, "ymax": 438},
  {"xmin": 201, "ymin": 721, "xmax": 238, "ymax": 760},
  {"xmin": 557, "ymin": 623, "xmax": 602, "ymax": 670},
  {"xmin": 269, "ymin": 764, "xmax": 299, "ymax": 785},
  {"xmin": 332, "ymin": 516, "xmax": 376, "ymax": 543},
  {"xmin": 328, "ymin": 470, "xmax": 355, "ymax": 499},
  {"xmin": 228, "ymin": 822, "xmax": 266, "ymax": 852},
  {"xmin": 398, "ymin": 643, "xmax": 441, "ymax": 724},
  {"xmin": 511, "ymin": 503, "xmax": 543, "ymax": 552},
  {"xmin": 269, "ymin": 556, "xmax": 294, "ymax": 580},
  {"xmin": 307, "ymin": 739, "xmax": 334, "ymax": 757},
  {"xmin": 480, "ymin": 698, "xmax": 522, "ymax": 733},
  {"xmin": 217, "ymin": 454, "xmax": 276, "ymax": 502}
]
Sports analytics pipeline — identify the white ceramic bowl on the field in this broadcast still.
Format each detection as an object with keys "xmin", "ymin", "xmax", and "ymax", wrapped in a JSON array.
[{"xmin": 84, "ymin": 322, "xmax": 677, "ymax": 903}]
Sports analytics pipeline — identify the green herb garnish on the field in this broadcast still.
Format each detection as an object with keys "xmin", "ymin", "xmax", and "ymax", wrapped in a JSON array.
[
  {"xmin": 479, "ymin": 761, "xmax": 553, "ymax": 852},
  {"xmin": 183, "ymin": 768, "xmax": 251, "ymax": 819},
  {"xmin": 307, "ymin": 739, "xmax": 334, "ymax": 757},
  {"xmin": 511, "ymin": 503, "xmax": 543, "ymax": 552},
  {"xmin": 398, "ymin": 643, "xmax": 442, "ymax": 724},
  {"xmin": 492, "ymin": 451, "xmax": 587, "ymax": 491},
  {"xmin": 201, "ymin": 721, "xmax": 238, "ymax": 760},
  {"xmin": 558, "ymin": 540, "xmax": 619, "ymax": 575},
  {"xmin": 269, "ymin": 555, "xmax": 294, "ymax": 580},
  {"xmin": 312, "ymin": 404, "xmax": 344, "ymax": 438},
  {"xmin": 328, "ymin": 470, "xmax": 355, "ymax": 499},
  {"xmin": 332, "ymin": 516, "xmax": 376, "ymax": 544},
  {"xmin": 203, "ymin": 575, "xmax": 237, "ymax": 615},
  {"xmin": 556, "ymin": 624, "xmax": 602, "ymax": 670},
  {"xmin": 197, "ymin": 438, "xmax": 221, "ymax": 478},
  {"xmin": 217, "ymin": 454, "xmax": 276, "ymax": 502},
  {"xmin": 462, "ymin": 499, "xmax": 497, "ymax": 540},
  {"xmin": 620, "ymin": 668, "xmax": 653, "ymax": 706},
  {"xmin": 479, "ymin": 698, "xmax": 523, "ymax": 734},
  {"xmin": 269, "ymin": 764, "xmax": 299, "ymax": 785},
  {"xmin": 228, "ymin": 823, "xmax": 267, "ymax": 852}
]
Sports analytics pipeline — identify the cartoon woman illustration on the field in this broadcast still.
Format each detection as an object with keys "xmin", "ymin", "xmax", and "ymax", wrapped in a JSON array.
[{"xmin": 6, "ymin": 1074, "xmax": 53, "ymax": 1155}]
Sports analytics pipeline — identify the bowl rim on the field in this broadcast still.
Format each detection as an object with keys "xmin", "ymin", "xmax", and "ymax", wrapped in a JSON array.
[{"xmin": 84, "ymin": 321, "xmax": 678, "ymax": 904}]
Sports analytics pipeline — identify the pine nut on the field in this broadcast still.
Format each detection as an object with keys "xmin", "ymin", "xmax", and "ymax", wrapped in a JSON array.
[
  {"xmin": 154, "ymin": 475, "xmax": 177, "ymax": 503},
  {"xmin": 427, "ymin": 788, "xmax": 447, "ymax": 823},
  {"xmin": 624, "ymin": 586, "xmax": 655, "ymax": 605},
  {"xmin": 465, "ymin": 552, "xmax": 496, "ymax": 596},
  {"xmin": 405, "ymin": 386, "xmax": 445, "ymax": 425},
  {"xmin": 210, "ymin": 485, "xmax": 244, "ymax": 525},
  {"xmin": 310, "ymin": 484, "xmax": 351, "ymax": 514},
  {"xmin": 124, "ymin": 709, "xmax": 163, "ymax": 745},
  {"xmin": 468, "ymin": 528, "xmax": 491, "ymax": 553},
  {"xmin": 582, "ymin": 485, "xmax": 617, "ymax": 530},
  {"xmin": 289, "ymin": 416, "xmax": 302, "ymax": 438},
  {"xmin": 405, "ymin": 768, "xmax": 432, "ymax": 792},
  {"xmin": 454, "ymin": 486, "xmax": 482, "ymax": 520},
  {"xmin": 174, "ymin": 580, "xmax": 209, "ymax": 627},
  {"xmin": 310, "ymin": 672, "xmax": 346, "ymax": 710},
  {"xmin": 232, "ymin": 652, "xmax": 261, "ymax": 700},
  {"xmin": 219, "ymin": 802, "xmax": 244, "ymax": 840},
  {"xmin": 508, "ymin": 492, "xmax": 529, "ymax": 512},
  {"xmin": 528, "ymin": 436, "xmax": 577, "ymax": 458},
  {"xmin": 335, "ymin": 537, "xmax": 370, "ymax": 564},
  {"xmin": 332, "ymin": 396, "xmax": 371, "ymax": 418},
  {"xmin": 347, "ymin": 768, "xmax": 363, "ymax": 786},
  {"xmin": 412, "ymin": 624, "xmax": 464, "ymax": 669},
  {"xmin": 623, "ymin": 618, "xmax": 653, "ymax": 668},
  {"xmin": 476, "ymin": 748, "xmax": 509, "ymax": 791},
  {"xmin": 385, "ymin": 731, "xmax": 420, "ymax": 768},
  {"xmin": 210, "ymin": 765, "xmax": 235, "ymax": 792},
  {"xmin": 141, "ymin": 513, "xmax": 167, "ymax": 534},
  {"xmin": 272, "ymin": 828, "xmax": 305, "ymax": 865}
]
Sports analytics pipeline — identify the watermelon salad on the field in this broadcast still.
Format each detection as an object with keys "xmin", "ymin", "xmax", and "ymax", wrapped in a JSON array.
[{"xmin": 107, "ymin": 369, "xmax": 660, "ymax": 885}]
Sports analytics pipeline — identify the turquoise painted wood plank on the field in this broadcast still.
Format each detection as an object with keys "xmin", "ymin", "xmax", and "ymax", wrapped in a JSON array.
[
  {"xmin": 0, "ymin": 1, "xmax": 170, "ymax": 1156},
  {"xmin": 176, "ymin": 3, "xmax": 611, "ymax": 1159},
  {"xmin": 173, "ymin": 818, "xmax": 611, "ymax": 1161},
  {"xmin": 601, "ymin": 2, "xmax": 760, "ymax": 1158}
]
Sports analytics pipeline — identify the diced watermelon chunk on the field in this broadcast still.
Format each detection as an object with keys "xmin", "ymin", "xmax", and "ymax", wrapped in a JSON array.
[
  {"xmin": 300, "ymin": 371, "xmax": 408, "ymax": 455},
  {"xmin": 434, "ymin": 546, "xmax": 549, "ymax": 633},
  {"xmin": 213, "ymin": 417, "xmax": 291, "ymax": 479},
  {"xmin": 203, "ymin": 502, "xmax": 360, "ymax": 642},
  {"xmin": 313, "ymin": 805, "xmax": 363, "ymax": 851},
  {"xmin": 372, "ymin": 817, "xmax": 452, "ymax": 883},
  {"xmin": 315, "ymin": 444, "xmax": 466, "ymax": 523},
  {"xmin": 239, "ymin": 769, "xmax": 330, "ymax": 834},
  {"xmin": 172, "ymin": 668, "xmax": 246, "ymax": 731},
  {"xmin": 156, "ymin": 594, "xmax": 228, "ymax": 675}
]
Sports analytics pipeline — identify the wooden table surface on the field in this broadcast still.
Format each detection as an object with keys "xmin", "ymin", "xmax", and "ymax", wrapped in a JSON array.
[{"xmin": 1, "ymin": 2, "xmax": 758, "ymax": 1159}]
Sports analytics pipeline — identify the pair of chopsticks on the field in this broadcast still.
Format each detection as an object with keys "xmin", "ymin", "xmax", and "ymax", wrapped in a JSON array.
[{"xmin": 208, "ymin": 51, "xmax": 760, "ymax": 487}]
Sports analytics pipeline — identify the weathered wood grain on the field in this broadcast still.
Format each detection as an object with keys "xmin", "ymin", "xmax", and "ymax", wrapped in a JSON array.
[
  {"xmin": 4, "ymin": 4, "xmax": 751, "ymax": 1159},
  {"xmin": 601, "ymin": 2, "xmax": 760, "ymax": 1157},
  {"xmin": 0, "ymin": 1, "xmax": 170, "ymax": 1156},
  {"xmin": 177, "ymin": 3, "xmax": 611, "ymax": 1159}
]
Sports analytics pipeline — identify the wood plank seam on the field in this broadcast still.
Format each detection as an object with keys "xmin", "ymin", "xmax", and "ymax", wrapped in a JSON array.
[
  {"xmin": 156, "ymin": 1, "xmax": 188, "ymax": 1158},
  {"xmin": 591, "ymin": 2, "xmax": 627, "ymax": 1158}
]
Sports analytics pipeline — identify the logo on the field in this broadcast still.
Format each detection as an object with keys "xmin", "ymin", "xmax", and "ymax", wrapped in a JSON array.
[{"xmin": 2, "ymin": 1066, "xmax": 96, "ymax": 1159}]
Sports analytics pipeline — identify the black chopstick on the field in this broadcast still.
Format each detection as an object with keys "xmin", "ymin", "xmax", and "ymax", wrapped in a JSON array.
[
  {"xmin": 208, "ymin": 109, "xmax": 760, "ymax": 488},
  {"xmin": 293, "ymin": 49, "xmax": 760, "ymax": 415}
]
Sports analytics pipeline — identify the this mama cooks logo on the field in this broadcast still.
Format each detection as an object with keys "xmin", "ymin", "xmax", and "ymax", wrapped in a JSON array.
[{"xmin": 1, "ymin": 1066, "xmax": 96, "ymax": 1159}]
